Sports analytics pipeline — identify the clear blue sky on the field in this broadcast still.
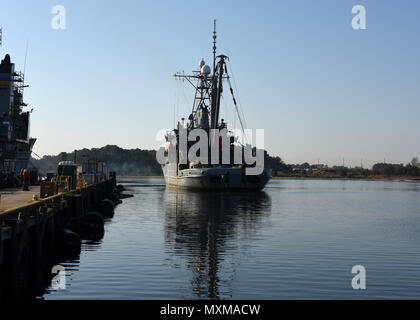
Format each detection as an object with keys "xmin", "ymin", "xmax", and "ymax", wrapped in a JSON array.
[{"xmin": 1, "ymin": 0, "xmax": 419, "ymax": 168}]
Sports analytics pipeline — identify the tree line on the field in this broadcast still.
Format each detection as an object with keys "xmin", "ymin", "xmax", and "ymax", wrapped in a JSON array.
[
  {"xmin": 32, "ymin": 145, "xmax": 161, "ymax": 176},
  {"xmin": 31, "ymin": 145, "xmax": 287, "ymax": 176},
  {"xmin": 32, "ymin": 145, "xmax": 419, "ymax": 179}
]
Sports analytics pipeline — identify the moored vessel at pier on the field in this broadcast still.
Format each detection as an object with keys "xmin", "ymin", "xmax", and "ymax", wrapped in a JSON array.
[{"xmin": 0, "ymin": 53, "xmax": 37, "ymax": 187}]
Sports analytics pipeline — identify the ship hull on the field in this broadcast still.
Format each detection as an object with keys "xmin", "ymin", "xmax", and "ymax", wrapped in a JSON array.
[{"xmin": 162, "ymin": 163, "xmax": 271, "ymax": 190}]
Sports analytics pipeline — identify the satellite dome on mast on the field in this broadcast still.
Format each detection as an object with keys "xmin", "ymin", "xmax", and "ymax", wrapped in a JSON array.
[
  {"xmin": 201, "ymin": 64, "xmax": 211, "ymax": 76},
  {"xmin": 199, "ymin": 59, "xmax": 205, "ymax": 68}
]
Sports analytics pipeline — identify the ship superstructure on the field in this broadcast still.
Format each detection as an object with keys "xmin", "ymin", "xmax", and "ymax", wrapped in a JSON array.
[
  {"xmin": 160, "ymin": 22, "xmax": 271, "ymax": 190},
  {"xmin": 0, "ymin": 54, "xmax": 36, "ymax": 176}
]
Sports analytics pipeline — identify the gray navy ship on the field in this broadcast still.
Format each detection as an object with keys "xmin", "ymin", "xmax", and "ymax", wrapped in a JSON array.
[
  {"xmin": 0, "ymin": 54, "xmax": 36, "ymax": 186},
  {"xmin": 161, "ymin": 22, "xmax": 271, "ymax": 190}
]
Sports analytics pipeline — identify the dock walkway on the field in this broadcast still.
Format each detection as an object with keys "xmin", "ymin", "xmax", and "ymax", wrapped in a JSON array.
[{"xmin": 0, "ymin": 186, "xmax": 41, "ymax": 212}]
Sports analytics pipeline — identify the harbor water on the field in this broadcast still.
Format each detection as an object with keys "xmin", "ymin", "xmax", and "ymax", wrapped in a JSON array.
[{"xmin": 44, "ymin": 178, "xmax": 420, "ymax": 299}]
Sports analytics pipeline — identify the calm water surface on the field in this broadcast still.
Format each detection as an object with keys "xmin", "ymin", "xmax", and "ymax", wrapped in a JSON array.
[{"xmin": 44, "ymin": 178, "xmax": 420, "ymax": 299}]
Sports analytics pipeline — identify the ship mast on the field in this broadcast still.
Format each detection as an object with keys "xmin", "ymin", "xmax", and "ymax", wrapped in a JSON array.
[
  {"xmin": 210, "ymin": 20, "xmax": 218, "ymax": 129},
  {"xmin": 214, "ymin": 55, "xmax": 227, "ymax": 129},
  {"xmin": 212, "ymin": 20, "xmax": 216, "ymax": 76},
  {"xmin": 174, "ymin": 21, "xmax": 231, "ymax": 131},
  {"xmin": 210, "ymin": 21, "xmax": 228, "ymax": 129}
]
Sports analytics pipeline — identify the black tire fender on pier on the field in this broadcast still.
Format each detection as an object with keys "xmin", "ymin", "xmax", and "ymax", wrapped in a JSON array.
[
  {"xmin": 81, "ymin": 211, "xmax": 105, "ymax": 231},
  {"xmin": 97, "ymin": 199, "xmax": 115, "ymax": 218},
  {"xmin": 61, "ymin": 229, "xmax": 82, "ymax": 251},
  {"xmin": 107, "ymin": 192, "xmax": 120, "ymax": 204}
]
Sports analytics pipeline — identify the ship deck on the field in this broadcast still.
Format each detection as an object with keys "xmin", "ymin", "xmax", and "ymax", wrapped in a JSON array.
[{"xmin": 0, "ymin": 186, "xmax": 41, "ymax": 212}]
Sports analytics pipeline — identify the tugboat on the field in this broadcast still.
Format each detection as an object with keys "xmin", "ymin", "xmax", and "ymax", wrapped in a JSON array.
[
  {"xmin": 160, "ymin": 21, "xmax": 271, "ymax": 190},
  {"xmin": 0, "ymin": 53, "xmax": 37, "ymax": 187}
]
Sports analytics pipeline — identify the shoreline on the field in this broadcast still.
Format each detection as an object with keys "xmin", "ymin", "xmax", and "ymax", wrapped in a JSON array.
[
  {"xmin": 272, "ymin": 176, "xmax": 420, "ymax": 182},
  {"xmin": 117, "ymin": 175, "xmax": 420, "ymax": 182},
  {"xmin": 118, "ymin": 175, "xmax": 164, "ymax": 178}
]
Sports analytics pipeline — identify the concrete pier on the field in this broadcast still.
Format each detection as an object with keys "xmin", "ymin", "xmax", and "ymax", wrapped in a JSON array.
[
  {"xmin": 0, "ymin": 186, "xmax": 41, "ymax": 212},
  {"xmin": 0, "ymin": 176, "xmax": 120, "ymax": 300}
]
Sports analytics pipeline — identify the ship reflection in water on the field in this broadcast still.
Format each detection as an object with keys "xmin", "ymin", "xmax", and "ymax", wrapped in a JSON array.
[
  {"xmin": 163, "ymin": 189, "xmax": 271, "ymax": 299},
  {"xmin": 40, "ymin": 178, "xmax": 420, "ymax": 299}
]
